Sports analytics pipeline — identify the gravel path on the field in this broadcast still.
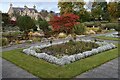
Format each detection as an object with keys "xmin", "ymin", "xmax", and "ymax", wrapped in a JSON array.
[{"xmin": 1, "ymin": 31, "xmax": 119, "ymax": 79}]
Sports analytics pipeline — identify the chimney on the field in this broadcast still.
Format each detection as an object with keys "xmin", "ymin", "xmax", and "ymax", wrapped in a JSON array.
[
  {"xmin": 10, "ymin": 3, "xmax": 12, "ymax": 7},
  {"xmin": 24, "ymin": 5, "xmax": 27, "ymax": 8},
  {"xmin": 33, "ymin": 5, "xmax": 36, "ymax": 9}
]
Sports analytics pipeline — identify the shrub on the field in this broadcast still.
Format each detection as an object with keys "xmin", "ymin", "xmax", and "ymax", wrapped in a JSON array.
[
  {"xmin": 100, "ymin": 21, "xmax": 109, "ymax": 23},
  {"xmin": 32, "ymin": 37, "xmax": 41, "ymax": 42},
  {"xmin": 114, "ymin": 24, "xmax": 120, "ymax": 31},
  {"xmin": 17, "ymin": 15, "xmax": 36, "ymax": 39},
  {"xmin": 84, "ymin": 22, "xmax": 101, "ymax": 27},
  {"xmin": 2, "ymin": 31, "xmax": 23, "ymax": 41},
  {"xmin": 84, "ymin": 22, "xmax": 94, "ymax": 27},
  {"xmin": 105, "ymin": 23, "xmax": 118, "ymax": 30},
  {"xmin": 58, "ymin": 33, "xmax": 67, "ymax": 38},
  {"xmin": 73, "ymin": 23, "xmax": 86, "ymax": 35},
  {"xmin": 39, "ymin": 20, "xmax": 51, "ymax": 32},
  {"xmin": 94, "ymin": 22, "xmax": 101, "ymax": 27},
  {"xmin": 101, "ymin": 24, "xmax": 106, "ymax": 29},
  {"xmin": 86, "ymin": 27, "xmax": 100, "ymax": 32},
  {"xmin": 0, "ymin": 38, "xmax": 9, "ymax": 46},
  {"xmin": 97, "ymin": 28, "xmax": 102, "ymax": 32}
]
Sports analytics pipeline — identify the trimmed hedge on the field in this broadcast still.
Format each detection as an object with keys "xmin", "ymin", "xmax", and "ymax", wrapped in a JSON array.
[
  {"xmin": 101, "ymin": 23, "xmax": 118, "ymax": 30},
  {"xmin": 84, "ymin": 22, "xmax": 101, "ymax": 27}
]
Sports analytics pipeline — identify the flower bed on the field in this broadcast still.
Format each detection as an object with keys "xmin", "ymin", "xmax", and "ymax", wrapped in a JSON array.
[
  {"xmin": 23, "ymin": 39, "xmax": 116, "ymax": 65},
  {"xmin": 40, "ymin": 40, "xmax": 99, "ymax": 56}
]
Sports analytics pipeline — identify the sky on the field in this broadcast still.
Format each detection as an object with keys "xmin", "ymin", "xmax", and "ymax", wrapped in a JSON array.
[{"xmin": 0, "ymin": 0, "xmax": 111, "ymax": 13}]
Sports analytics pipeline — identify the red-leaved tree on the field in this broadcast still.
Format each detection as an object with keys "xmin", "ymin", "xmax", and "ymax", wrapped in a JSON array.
[{"xmin": 49, "ymin": 13, "xmax": 80, "ymax": 34}]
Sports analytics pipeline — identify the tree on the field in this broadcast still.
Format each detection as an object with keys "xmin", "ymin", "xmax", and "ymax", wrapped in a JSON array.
[
  {"xmin": 107, "ymin": 2, "xmax": 119, "ymax": 22},
  {"xmin": 17, "ymin": 15, "xmax": 36, "ymax": 39},
  {"xmin": 38, "ymin": 20, "xmax": 51, "ymax": 33},
  {"xmin": 58, "ymin": 1, "xmax": 86, "ymax": 22},
  {"xmin": 91, "ymin": 0, "xmax": 109, "ymax": 21},
  {"xmin": 2, "ymin": 13, "xmax": 10, "ymax": 27},
  {"xmin": 58, "ymin": 2, "xmax": 73, "ymax": 14},
  {"xmin": 49, "ymin": 13, "xmax": 79, "ymax": 34}
]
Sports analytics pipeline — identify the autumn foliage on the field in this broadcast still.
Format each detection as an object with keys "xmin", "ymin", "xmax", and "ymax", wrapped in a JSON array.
[{"xmin": 49, "ymin": 13, "xmax": 79, "ymax": 33}]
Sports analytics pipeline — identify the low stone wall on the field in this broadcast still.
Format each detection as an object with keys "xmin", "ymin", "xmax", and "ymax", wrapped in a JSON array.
[{"xmin": 23, "ymin": 39, "xmax": 116, "ymax": 66}]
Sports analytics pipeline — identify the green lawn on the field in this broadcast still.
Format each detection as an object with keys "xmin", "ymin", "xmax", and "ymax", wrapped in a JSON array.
[
  {"xmin": 95, "ymin": 36, "xmax": 119, "ymax": 41},
  {"xmin": 2, "ymin": 44, "xmax": 119, "ymax": 79}
]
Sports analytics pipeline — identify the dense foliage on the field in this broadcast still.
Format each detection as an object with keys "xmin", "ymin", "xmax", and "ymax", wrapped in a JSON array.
[
  {"xmin": 73, "ymin": 23, "xmax": 86, "ymax": 35},
  {"xmin": 101, "ymin": 23, "xmax": 118, "ymax": 30},
  {"xmin": 0, "ymin": 38, "xmax": 9, "ymax": 46},
  {"xmin": 17, "ymin": 15, "xmax": 36, "ymax": 39},
  {"xmin": 38, "ymin": 20, "xmax": 51, "ymax": 32},
  {"xmin": 58, "ymin": 1, "xmax": 90, "ymax": 22},
  {"xmin": 2, "ymin": 13, "xmax": 10, "ymax": 26},
  {"xmin": 49, "ymin": 13, "xmax": 79, "ymax": 34},
  {"xmin": 17, "ymin": 15, "xmax": 36, "ymax": 31}
]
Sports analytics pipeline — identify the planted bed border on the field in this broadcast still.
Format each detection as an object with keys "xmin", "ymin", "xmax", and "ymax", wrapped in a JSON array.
[{"xmin": 23, "ymin": 39, "xmax": 116, "ymax": 65}]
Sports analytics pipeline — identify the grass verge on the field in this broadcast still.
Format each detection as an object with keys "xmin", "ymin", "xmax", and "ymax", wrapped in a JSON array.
[
  {"xmin": 2, "ymin": 44, "xmax": 119, "ymax": 79},
  {"xmin": 95, "ymin": 36, "xmax": 119, "ymax": 41}
]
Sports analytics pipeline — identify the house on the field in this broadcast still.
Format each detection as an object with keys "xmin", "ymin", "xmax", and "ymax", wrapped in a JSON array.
[
  {"xmin": 7, "ymin": 3, "xmax": 60, "ymax": 22},
  {"xmin": 7, "ymin": 3, "xmax": 39, "ymax": 21}
]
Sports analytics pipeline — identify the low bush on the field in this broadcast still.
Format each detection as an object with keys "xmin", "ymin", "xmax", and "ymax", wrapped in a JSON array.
[
  {"xmin": 100, "ymin": 21, "xmax": 109, "ymax": 23},
  {"xmin": 84, "ymin": 22, "xmax": 94, "ymax": 27},
  {"xmin": 114, "ymin": 24, "xmax": 120, "ymax": 31},
  {"xmin": 2, "ymin": 31, "xmax": 24, "ymax": 42},
  {"xmin": 84, "ymin": 22, "xmax": 101, "ymax": 27},
  {"xmin": 94, "ymin": 22, "xmax": 101, "ymax": 27},
  {"xmin": 58, "ymin": 33, "xmax": 67, "ymax": 38},
  {"xmin": 86, "ymin": 27, "xmax": 99, "ymax": 32},
  {"xmin": 3, "ymin": 26, "xmax": 20, "ymax": 32},
  {"xmin": 106, "ymin": 23, "xmax": 115, "ymax": 30},
  {"xmin": 73, "ymin": 23, "xmax": 86, "ymax": 35},
  {"xmin": 97, "ymin": 28, "xmax": 102, "ymax": 32},
  {"xmin": 0, "ymin": 38, "xmax": 9, "ymax": 46},
  {"xmin": 32, "ymin": 37, "xmax": 41, "ymax": 42},
  {"xmin": 101, "ymin": 24, "xmax": 106, "ymax": 29},
  {"xmin": 101, "ymin": 23, "xmax": 118, "ymax": 30},
  {"xmin": 2, "ymin": 31, "xmax": 23, "ymax": 37}
]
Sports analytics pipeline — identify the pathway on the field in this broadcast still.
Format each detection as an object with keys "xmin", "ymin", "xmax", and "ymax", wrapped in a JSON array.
[
  {"xmin": 1, "ymin": 57, "xmax": 37, "ymax": 78},
  {"xmin": 1, "ymin": 31, "xmax": 119, "ymax": 78},
  {"xmin": 76, "ymin": 58, "xmax": 119, "ymax": 78}
]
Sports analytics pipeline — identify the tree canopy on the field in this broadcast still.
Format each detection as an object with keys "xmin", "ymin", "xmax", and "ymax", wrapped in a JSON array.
[
  {"xmin": 49, "ymin": 13, "xmax": 79, "ymax": 34},
  {"xmin": 17, "ymin": 15, "xmax": 36, "ymax": 31},
  {"xmin": 58, "ymin": 1, "xmax": 86, "ymax": 22}
]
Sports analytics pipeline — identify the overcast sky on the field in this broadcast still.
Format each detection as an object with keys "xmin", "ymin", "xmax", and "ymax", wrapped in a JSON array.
[{"xmin": 0, "ymin": 0, "xmax": 111, "ymax": 13}]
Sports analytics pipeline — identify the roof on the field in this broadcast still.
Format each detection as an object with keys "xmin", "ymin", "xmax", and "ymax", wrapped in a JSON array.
[{"xmin": 12, "ymin": 7, "xmax": 38, "ymax": 13}]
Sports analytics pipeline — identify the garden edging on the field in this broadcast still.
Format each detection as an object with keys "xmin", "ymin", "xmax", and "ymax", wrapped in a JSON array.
[{"xmin": 23, "ymin": 39, "xmax": 116, "ymax": 65}]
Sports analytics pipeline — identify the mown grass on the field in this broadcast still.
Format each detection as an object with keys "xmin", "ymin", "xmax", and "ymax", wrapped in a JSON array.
[
  {"xmin": 2, "ymin": 44, "xmax": 119, "ymax": 79},
  {"xmin": 95, "ymin": 36, "xmax": 119, "ymax": 41},
  {"xmin": 95, "ymin": 36, "xmax": 120, "ymax": 41}
]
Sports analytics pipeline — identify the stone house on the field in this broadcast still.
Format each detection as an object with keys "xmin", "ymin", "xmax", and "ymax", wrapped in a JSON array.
[
  {"xmin": 7, "ymin": 3, "xmax": 60, "ymax": 22},
  {"xmin": 8, "ymin": 3, "xmax": 39, "ymax": 21}
]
